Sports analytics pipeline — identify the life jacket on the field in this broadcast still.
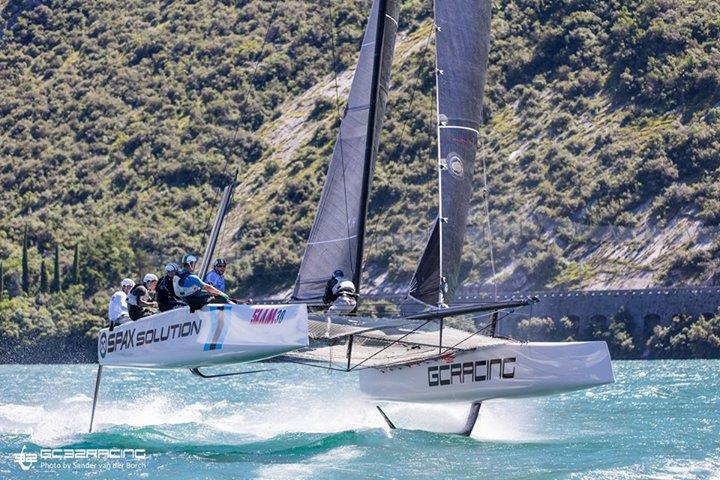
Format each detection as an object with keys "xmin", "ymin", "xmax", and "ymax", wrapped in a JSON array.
[
  {"xmin": 333, "ymin": 279, "xmax": 356, "ymax": 297},
  {"xmin": 173, "ymin": 270, "xmax": 203, "ymax": 298},
  {"xmin": 126, "ymin": 284, "xmax": 150, "ymax": 319},
  {"xmin": 126, "ymin": 284, "xmax": 142, "ymax": 306}
]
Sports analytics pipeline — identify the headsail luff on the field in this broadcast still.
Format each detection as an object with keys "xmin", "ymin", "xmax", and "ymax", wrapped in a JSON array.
[
  {"xmin": 293, "ymin": 0, "xmax": 400, "ymax": 301},
  {"xmin": 406, "ymin": 0, "xmax": 492, "ymax": 308}
]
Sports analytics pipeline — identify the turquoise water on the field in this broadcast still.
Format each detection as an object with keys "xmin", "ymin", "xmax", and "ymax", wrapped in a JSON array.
[{"xmin": 0, "ymin": 361, "xmax": 718, "ymax": 479}]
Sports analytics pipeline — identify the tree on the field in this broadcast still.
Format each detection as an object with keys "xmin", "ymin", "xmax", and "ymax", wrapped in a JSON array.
[
  {"xmin": 0, "ymin": 261, "xmax": 4, "ymax": 301},
  {"xmin": 52, "ymin": 244, "xmax": 61, "ymax": 292},
  {"xmin": 40, "ymin": 259, "xmax": 48, "ymax": 293},
  {"xmin": 72, "ymin": 243, "xmax": 80, "ymax": 285},
  {"xmin": 21, "ymin": 226, "xmax": 30, "ymax": 294}
]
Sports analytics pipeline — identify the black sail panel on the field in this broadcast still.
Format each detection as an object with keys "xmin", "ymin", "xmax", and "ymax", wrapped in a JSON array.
[
  {"xmin": 293, "ymin": 0, "xmax": 399, "ymax": 301},
  {"xmin": 406, "ymin": 0, "xmax": 492, "ymax": 307},
  {"xmin": 407, "ymin": 219, "xmax": 440, "ymax": 306}
]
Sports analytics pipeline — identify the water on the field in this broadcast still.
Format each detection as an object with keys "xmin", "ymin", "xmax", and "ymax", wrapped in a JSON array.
[{"xmin": 0, "ymin": 361, "xmax": 718, "ymax": 479}]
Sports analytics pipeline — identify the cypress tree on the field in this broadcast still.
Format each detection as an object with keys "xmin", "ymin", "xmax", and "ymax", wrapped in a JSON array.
[
  {"xmin": 0, "ymin": 261, "xmax": 4, "ymax": 301},
  {"xmin": 52, "ymin": 244, "xmax": 61, "ymax": 292},
  {"xmin": 21, "ymin": 225, "xmax": 30, "ymax": 294},
  {"xmin": 40, "ymin": 259, "xmax": 48, "ymax": 293},
  {"xmin": 72, "ymin": 243, "xmax": 80, "ymax": 284}
]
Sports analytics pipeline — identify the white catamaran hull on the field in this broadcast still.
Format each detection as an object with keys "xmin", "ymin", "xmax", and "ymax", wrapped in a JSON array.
[
  {"xmin": 98, "ymin": 304, "xmax": 308, "ymax": 368},
  {"xmin": 359, "ymin": 341, "xmax": 613, "ymax": 403}
]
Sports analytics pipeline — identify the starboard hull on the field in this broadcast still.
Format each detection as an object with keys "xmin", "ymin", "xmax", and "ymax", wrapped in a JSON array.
[
  {"xmin": 98, "ymin": 304, "xmax": 308, "ymax": 368},
  {"xmin": 359, "ymin": 341, "xmax": 614, "ymax": 403}
]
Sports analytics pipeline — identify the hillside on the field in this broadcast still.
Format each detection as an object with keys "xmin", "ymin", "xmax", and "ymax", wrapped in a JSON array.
[{"xmin": 0, "ymin": 0, "xmax": 719, "ymax": 358}]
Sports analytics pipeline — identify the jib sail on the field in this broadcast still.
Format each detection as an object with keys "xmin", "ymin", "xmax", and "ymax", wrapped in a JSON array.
[{"xmin": 293, "ymin": 0, "xmax": 399, "ymax": 301}]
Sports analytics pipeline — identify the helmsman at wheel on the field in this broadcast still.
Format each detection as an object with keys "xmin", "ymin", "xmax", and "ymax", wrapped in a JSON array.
[
  {"xmin": 323, "ymin": 269, "xmax": 357, "ymax": 314},
  {"xmin": 174, "ymin": 254, "xmax": 230, "ymax": 311}
]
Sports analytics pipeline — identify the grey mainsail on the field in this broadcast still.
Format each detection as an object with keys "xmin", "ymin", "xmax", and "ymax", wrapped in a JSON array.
[
  {"xmin": 293, "ymin": 0, "xmax": 399, "ymax": 301},
  {"xmin": 406, "ymin": 0, "xmax": 492, "ymax": 307}
]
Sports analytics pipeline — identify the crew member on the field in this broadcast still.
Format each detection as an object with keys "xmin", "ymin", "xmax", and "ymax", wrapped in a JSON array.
[
  {"xmin": 157, "ymin": 263, "xmax": 184, "ymax": 312},
  {"xmin": 173, "ymin": 254, "xmax": 230, "ymax": 311},
  {"xmin": 127, "ymin": 273, "xmax": 159, "ymax": 320},
  {"xmin": 204, "ymin": 258, "xmax": 227, "ymax": 293},
  {"xmin": 107, "ymin": 278, "xmax": 134, "ymax": 327},
  {"xmin": 323, "ymin": 269, "xmax": 357, "ymax": 314}
]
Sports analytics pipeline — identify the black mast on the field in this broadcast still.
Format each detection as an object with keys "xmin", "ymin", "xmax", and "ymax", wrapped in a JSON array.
[{"xmin": 354, "ymin": 0, "xmax": 388, "ymax": 292}]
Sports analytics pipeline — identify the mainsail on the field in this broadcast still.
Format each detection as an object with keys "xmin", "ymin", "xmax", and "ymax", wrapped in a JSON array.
[
  {"xmin": 406, "ymin": 0, "xmax": 492, "ymax": 307},
  {"xmin": 293, "ymin": 0, "xmax": 399, "ymax": 301}
]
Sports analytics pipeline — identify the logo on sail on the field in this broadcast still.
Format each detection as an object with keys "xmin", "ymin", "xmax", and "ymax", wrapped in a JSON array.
[{"xmin": 447, "ymin": 153, "xmax": 464, "ymax": 177}]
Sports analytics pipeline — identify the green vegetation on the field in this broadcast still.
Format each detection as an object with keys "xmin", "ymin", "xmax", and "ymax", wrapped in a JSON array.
[
  {"xmin": 1, "ymin": 0, "xmax": 719, "ymax": 361},
  {"xmin": 512, "ymin": 309, "xmax": 720, "ymax": 360}
]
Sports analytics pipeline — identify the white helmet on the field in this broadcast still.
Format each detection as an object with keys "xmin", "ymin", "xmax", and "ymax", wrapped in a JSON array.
[
  {"xmin": 121, "ymin": 278, "xmax": 135, "ymax": 288},
  {"xmin": 143, "ymin": 273, "xmax": 158, "ymax": 283},
  {"xmin": 165, "ymin": 262, "xmax": 179, "ymax": 273}
]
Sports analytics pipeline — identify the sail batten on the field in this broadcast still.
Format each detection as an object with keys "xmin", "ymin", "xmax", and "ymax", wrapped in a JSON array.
[
  {"xmin": 406, "ymin": 0, "xmax": 492, "ymax": 309},
  {"xmin": 293, "ymin": 0, "xmax": 400, "ymax": 301}
]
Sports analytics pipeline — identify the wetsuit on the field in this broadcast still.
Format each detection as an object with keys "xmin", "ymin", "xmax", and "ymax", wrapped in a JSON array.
[
  {"xmin": 127, "ymin": 284, "xmax": 157, "ymax": 320},
  {"xmin": 157, "ymin": 274, "xmax": 184, "ymax": 312}
]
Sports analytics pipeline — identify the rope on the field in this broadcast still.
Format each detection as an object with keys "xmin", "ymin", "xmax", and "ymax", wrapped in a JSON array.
[
  {"xmin": 480, "ymin": 138, "xmax": 498, "ymax": 302},
  {"xmin": 446, "ymin": 309, "xmax": 516, "ymax": 350},
  {"xmin": 325, "ymin": 0, "xmax": 355, "ymax": 279},
  {"xmin": 327, "ymin": 0, "xmax": 343, "ymax": 121},
  {"xmin": 348, "ymin": 320, "xmax": 431, "ymax": 371},
  {"xmin": 199, "ymin": 0, "xmax": 280, "ymax": 253}
]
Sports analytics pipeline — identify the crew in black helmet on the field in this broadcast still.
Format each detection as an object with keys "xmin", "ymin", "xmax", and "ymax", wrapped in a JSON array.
[
  {"xmin": 204, "ymin": 258, "xmax": 227, "ymax": 293},
  {"xmin": 173, "ymin": 254, "xmax": 229, "ymax": 311}
]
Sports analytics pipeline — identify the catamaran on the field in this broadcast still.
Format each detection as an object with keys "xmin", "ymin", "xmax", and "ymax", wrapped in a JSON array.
[{"xmin": 89, "ymin": 0, "xmax": 613, "ymax": 436}]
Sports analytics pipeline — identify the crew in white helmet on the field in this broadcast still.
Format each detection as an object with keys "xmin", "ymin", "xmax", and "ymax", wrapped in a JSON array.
[
  {"xmin": 107, "ymin": 278, "xmax": 135, "ymax": 327},
  {"xmin": 157, "ymin": 263, "xmax": 183, "ymax": 312},
  {"xmin": 127, "ymin": 273, "xmax": 159, "ymax": 320},
  {"xmin": 323, "ymin": 269, "xmax": 357, "ymax": 314}
]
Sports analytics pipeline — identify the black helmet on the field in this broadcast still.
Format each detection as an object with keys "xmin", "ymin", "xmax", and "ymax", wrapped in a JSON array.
[
  {"xmin": 214, "ymin": 258, "xmax": 227, "ymax": 267},
  {"xmin": 333, "ymin": 269, "xmax": 344, "ymax": 278}
]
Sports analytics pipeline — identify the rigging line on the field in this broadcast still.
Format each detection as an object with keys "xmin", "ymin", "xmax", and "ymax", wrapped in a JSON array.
[
  {"xmin": 327, "ymin": 0, "xmax": 342, "ymax": 121},
  {"xmin": 432, "ymin": 0, "xmax": 444, "ymax": 307},
  {"xmin": 325, "ymin": 0, "xmax": 355, "ymax": 279},
  {"xmin": 480, "ymin": 136, "xmax": 498, "ymax": 302},
  {"xmin": 364, "ymin": 17, "xmax": 435, "ymax": 263},
  {"xmin": 348, "ymin": 319, "xmax": 431, "ymax": 371},
  {"xmin": 446, "ymin": 309, "xmax": 516, "ymax": 350},
  {"xmin": 200, "ymin": 0, "xmax": 279, "ymax": 253}
]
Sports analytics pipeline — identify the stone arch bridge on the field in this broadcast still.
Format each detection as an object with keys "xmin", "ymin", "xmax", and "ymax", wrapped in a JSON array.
[{"xmin": 365, "ymin": 287, "xmax": 720, "ymax": 339}]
